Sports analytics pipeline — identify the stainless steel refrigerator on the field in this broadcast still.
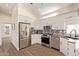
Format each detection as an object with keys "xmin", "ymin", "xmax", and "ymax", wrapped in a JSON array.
[{"xmin": 19, "ymin": 22, "xmax": 31, "ymax": 50}]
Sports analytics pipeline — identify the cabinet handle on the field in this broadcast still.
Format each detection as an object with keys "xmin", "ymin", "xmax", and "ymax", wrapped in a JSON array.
[
  {"xmin": 67, "ymin": 48, "xmax": 69, "ymax": 50},
  {"xmin": 67, "ymin": 52, "xmax": 69, "ymax": 55},
  {"xmin": 74, "ymin": 49, "xmax": 76, "ymax": 56},
  {"xmin": 74, "ymin": 49, "xmax": 75, "ymax": 53},
  {"xmin": 68, "ymin": 41, "xmax": 75, "ymax": 44}
]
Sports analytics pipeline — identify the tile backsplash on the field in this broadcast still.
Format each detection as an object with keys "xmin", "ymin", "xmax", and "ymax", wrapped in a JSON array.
[{"xmin": 31, "ymin": 28, "xmax": 65, "ymax": 36}]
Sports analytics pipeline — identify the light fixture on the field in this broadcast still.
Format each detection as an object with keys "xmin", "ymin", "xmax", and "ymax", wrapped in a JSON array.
[
  {"xmin": 42, "ymin": 12, "xmax": 58, "ymax": 19},
  {"xmin": 41, "ymin": 8, "xmax": 59, "ymax": 15}
]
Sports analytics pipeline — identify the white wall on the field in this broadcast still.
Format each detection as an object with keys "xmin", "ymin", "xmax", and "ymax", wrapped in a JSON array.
[
  {"xmin": 65, "ymin": 17, "xmax": 79, "ymax": 25},
  {"xmin": 63, "ymin": 11, "xmax": 79, "ymax": 30},
  {"xmin": 33, "ymin": 15, "xmax": 64, "ymax": 30},
  {"xmin": 18, "ymin": 4, "xmax": 36, "ymax": 27},
  {"xmin": 0, "ymin": 12, "xmax": 11, "ymax": 23},
  {"xmin": 11, "ymin": 22, "xmax": 19, "ymax": 50},
  {"xmin": 11, "ymin": 4, "xmax": 20, "ymax": 50},
  {"xmin": 18, "ymin": 4, "xmax": 36, "ymax": 20},
  {"xmin": 32, "ymin": 11, "xmax": 79, "ymax": 30},
  {"xmin": 0, "ymin": 24, "xmax": 2, "ymax": 45}
]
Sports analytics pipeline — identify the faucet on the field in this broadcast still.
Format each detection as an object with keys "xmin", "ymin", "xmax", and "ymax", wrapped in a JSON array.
[{"xmin": 70, "ymin": 29, "xmax": 77, "ymax": 38}]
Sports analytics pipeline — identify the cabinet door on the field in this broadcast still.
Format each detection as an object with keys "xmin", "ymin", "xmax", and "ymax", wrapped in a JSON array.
[
  {"xmin": 60, "ymin": 38, "xmax": 64, "ymax": 53},
  {"xmin": 31, "ymin": 35, "xmax": 41, "ymax": 45},
  {"xmin": 36, "ymin": 35, "xmax": 41, "ymax": 44},
  {"xmin": 75, "ymin": 40, "xmax": 79, "ymax": 56},
  {"xmin": 62, "ymin": 38, "xmax": 68, "ymax": 56},
  {"xmin": 60, "ymin": 38, "xmax": 67, "ymax": 55},
  {"xmin": 67, "ymin": 42, "xmax": 75, "ymax": 56}
]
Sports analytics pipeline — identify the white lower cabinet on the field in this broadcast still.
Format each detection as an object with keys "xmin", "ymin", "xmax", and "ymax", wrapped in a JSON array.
[
  {"xmin": 60, "ymin": 38, "xmax": 76, "ymax": 56},
  {"xmin": 75, "ymin": 40, "xmax": 79, "ymax": 56},
  {"xmin": 60, "ymin": 38, "xmax": 67, "ymax": 55},
  {"xmin": 67, "ymin": 41, "xmax": 75, "ymax": 56},
  {"xmin": 31, "ymin": 34, "xmax": 41, "ymax": 45}
]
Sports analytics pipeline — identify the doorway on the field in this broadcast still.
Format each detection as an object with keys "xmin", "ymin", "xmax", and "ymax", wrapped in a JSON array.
[{"xmin": 0, "ymin": 23, "xmax": 12, "ymax": 55}]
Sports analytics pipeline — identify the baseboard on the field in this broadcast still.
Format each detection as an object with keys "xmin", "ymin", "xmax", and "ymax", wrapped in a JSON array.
[{"xmin": 51, "ymin": 47, "xmax": 60, "ymax": 51}]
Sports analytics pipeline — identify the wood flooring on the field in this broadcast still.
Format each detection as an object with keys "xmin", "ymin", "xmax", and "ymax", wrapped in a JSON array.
[{"xmin": 0, "ymin": 38, "xmax": 64, "ymax": 56}]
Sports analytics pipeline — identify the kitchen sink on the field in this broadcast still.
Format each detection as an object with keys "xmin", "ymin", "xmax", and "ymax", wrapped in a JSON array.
[{"xmin": 64, "ymin": 36, "xmax": 78, "ymax": 40}]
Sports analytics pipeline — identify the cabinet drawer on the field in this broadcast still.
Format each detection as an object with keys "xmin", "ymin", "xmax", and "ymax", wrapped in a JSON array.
[{"xmin": 67, "ymin": 42, "xmax": 75, "ymax": 56}]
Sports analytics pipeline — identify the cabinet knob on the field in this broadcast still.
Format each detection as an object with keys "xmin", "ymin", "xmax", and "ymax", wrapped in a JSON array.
[
  {"xmin": 67, "ymin": 48, "xmax": 69, "ymax": 50},
  {"xmin": 67, "ymin": 52, "xmax": 69, "ymax": 55}
]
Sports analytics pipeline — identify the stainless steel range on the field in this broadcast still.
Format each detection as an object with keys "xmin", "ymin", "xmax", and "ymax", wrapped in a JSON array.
[
  {"xmin": 41, "ymin": 25, "xmax": 61, "ymax": 50},
  {"xmin": 41, "ymin": 25, "xmax": 52, "ymax": 48}
]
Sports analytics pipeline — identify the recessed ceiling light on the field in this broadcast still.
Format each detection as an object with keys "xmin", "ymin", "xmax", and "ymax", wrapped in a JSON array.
[{"xmin": 42, "ymin": 13, "xmax": 58, "ymax": 19}]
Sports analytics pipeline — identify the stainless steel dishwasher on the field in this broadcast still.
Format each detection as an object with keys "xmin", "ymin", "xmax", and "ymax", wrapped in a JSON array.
[{"xmin": 51, "ymin": 30, "xmax": 60, "ymax": 50}]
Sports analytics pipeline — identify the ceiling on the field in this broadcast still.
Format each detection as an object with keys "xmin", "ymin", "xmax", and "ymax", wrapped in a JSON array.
[
  {"xmin": 0, "ymin": 3, "xmax": 79, "ymax": 18},
  {"xmin": 28, "ymin": 3, "xmax": 71, "ymax": 15}
]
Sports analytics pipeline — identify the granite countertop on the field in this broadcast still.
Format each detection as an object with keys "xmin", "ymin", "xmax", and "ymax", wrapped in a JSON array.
[{"xmin": 62, "ymin": 35, "xmax": 79, "ymax": 40}]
